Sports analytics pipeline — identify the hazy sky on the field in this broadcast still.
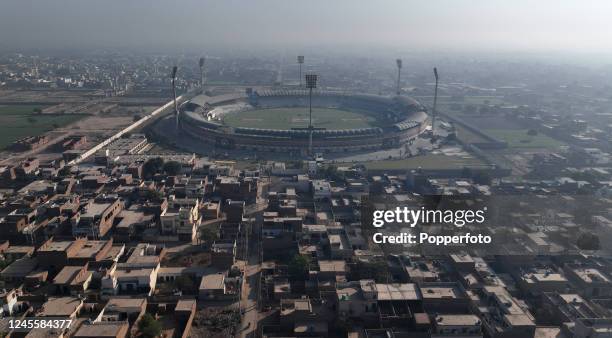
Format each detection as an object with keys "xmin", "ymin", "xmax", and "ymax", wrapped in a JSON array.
[{"xmin": 1, "ymin": 0, "xmax": 612, "ymax": 54}]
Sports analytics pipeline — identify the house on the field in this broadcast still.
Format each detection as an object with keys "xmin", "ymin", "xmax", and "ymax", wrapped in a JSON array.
[
  {"xmin": 336, "ymin": 280, "xmax": 379, "ymax": 323},
  {"xmin": 564, "ymin": 264, "xmax": 612, "ymax": 298},
  {"xmin": 175, "ymin": 299, "xmax": 197, "ymax": 338},
  {"xmin": 211, "ymin": 240, "xmax": 236, "ymax": 269},
  {"xmin": 101, "ymin": 244, "xmax": 161, "ymax": 297},
  {"xmin": 432, "ymin": 314, "xmax": 483, "ymax": 338},
  {"xmin": 160, "ymin": 197, "xmax": 201, "ymax": 241},
  {"xmin": 199, "ymin": 273, "xmax": 226, "ymax": 300},
  {"xmin": 52, "ymin": 264, "xmax": 93, "ymax": 295},
  {"xmin": 96, "ymin": 297, "xmax": 147, "ymax": 324},
  {"xmin": 0, "ymin": 288, "xmax": 20, "ymax": 316},
  {"xmin": 421, "ymin": 282, "xmax": 470, "ymax": 314},
  {"xmin": 36, "ymin": 238, "xmax": 87, "ymax": 273},
  {"xmin": 473, "ymin": 286, "xmax": 536, "ymax": 338},
  {"xmin": 102, "ymin": 267, "xmax": 158, "ymax": 297},
  {"xmin": 37, "ymin": 297, "xmax": 83, "ymax": 318},
  {"xmin": 311, "ymin": 180, "xmax": 331, "ymax": 200},
  {"xmin": 72, "ymin": 198, "xmax": 123, "ymax": 238},
  {"xmin": 73, "ymin": 322, "xmax": 130, "ymax": 338},
  {"xmin": 0, "ymin": 256, "xmax": 42, "ymax": 284}
]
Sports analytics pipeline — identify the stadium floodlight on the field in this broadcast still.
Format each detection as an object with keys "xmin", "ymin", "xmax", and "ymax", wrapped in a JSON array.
[
  {"xmin": 396, "ymin": 59, "xmax": 402, "ymax": 95},
  {"xmin": 199, "ymin": 57, "xmax": 206, "ymax": 93},
  {"xmin": 305, "ymin": 73, "xmax": 317, "ymax": 89},
  {"xmin": 305, "ymin": 73, "xmax": 318, "ymax": 157},
  {"xmin": 432, "ymin": 67, "xmax": 439, "ymax": 135},
  {"xmin": 297, "ymin": 56, "xmax": 304, "ymax": 87},
  {"xmin": 171, "ymin": 66, "xmax": 179, "ymax": 130}
]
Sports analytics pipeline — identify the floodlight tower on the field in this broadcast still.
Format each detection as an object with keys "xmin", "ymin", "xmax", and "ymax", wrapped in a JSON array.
[
  {"xmin": 199, "ymin": 57, "xmax": 206, "ymax": 94},
  {"xmin": 171, "ymin": 66, "xmax": 179, "ymax": 130},
  {"xmin": 297, "ymin": 56, "xmax": 304, "ymax": 87},
  {"xmin": 305, "ymin": 74, "xmax": 318, "ymax": 157},
  {"xmin": 432, "ymin": 67, "xmax": 439, "ymax": 135},
  {"xmin": 396, "ymin": 59, "xmax": 402, "ymax": 95}
]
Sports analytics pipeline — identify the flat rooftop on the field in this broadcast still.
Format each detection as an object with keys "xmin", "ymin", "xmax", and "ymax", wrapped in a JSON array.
[
  {"xmin": 81, "ymin": 202, "xmax": 113, "ymax": 218},
  {"xmin": 376, "ymin": 283, "xmax": 420, "ymax": 301},
  {"xmin": 39, "ymin": 241, "xmax": 72, "ymax": 252},
  {"xmin": 53, "ymin": 265, "xmax": 84, "ymax": 285},
  {"xmin": 318, "ymin": 260, "xmax": 347, "ymax": 273},
  {"xmin": 74, "ymin": 322, "xmax": 129, "ymax": 338},
  {"xmin": 200, "ymin": 273, "xmax": 225, "ymax": 290},
  {"xmin": 435, "ymin": 314, "xmax": 480, "ymax": 326},
  {"xmin": 421, "ymin": 285, "xmax": 462, "ymax": 299},
  {"xmin": 572, "ymin": 268, "xmax": 611, "ymax": 284},
  {"xmin": 39, "ymin": 297, "xmax": 82, "ymax": 317},
  {"xmin": 73, "ymin": 241, "xmax": 108, "ymax": 259},
  {"xmin": 104, "ymin": 297, "xmax": 146, "ymax": 313}
]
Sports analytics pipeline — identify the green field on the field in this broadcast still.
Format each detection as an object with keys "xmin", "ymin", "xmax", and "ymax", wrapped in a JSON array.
[
  {"xmin": 485, "ymin": 129, "xmax": 564, "ymax": 149},
  {"xmin": 344, "ymin": 154, "xmax": 487, "ymax": 171},
  {"xmin": 222, "ymin": 107, "xmax": 379, "ymax": 130},
  {"xmin": 0, "ymin": 105, "xmax": 86, "ymax": 150}
]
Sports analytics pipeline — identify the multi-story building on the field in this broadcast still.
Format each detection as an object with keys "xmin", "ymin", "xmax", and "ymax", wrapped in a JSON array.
[
  {"xmin": 160, "ymin": 197, "xmax": 201, "ymax": 241},
  {"xmin": 72, "ymin": 197, "xmax": 123, "ymax": 238}
]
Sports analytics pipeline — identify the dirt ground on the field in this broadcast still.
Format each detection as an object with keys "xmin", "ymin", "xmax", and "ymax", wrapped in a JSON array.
[{"xmin": 0, "ymin": 108, "xmax": 147, "ymax": 164}]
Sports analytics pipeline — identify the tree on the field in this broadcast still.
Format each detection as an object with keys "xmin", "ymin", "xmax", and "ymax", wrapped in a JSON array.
[
  {"xmin": 348, "ymin": 259, "xmax": 390, "ymax": 283},
  {"xmin": 58, "ymin": 166, "xmax": 72, "ymax": 177},
  {"xmin": 138, "ymin": 313, "xmax": 162, "ymax": 338},
  {"xmin": 144, "ymin": 189, "xmax": 163, "ymax": 201},
  {"xmin": 175, "ymin": 275, "xmax": 195, "ymax": 293},
  {"xmin": 27, "ymin": 117, "xmax": 37, "ymax": 124},
  {"xmin": 142, "ymin": 157, "xmax": 164, "ymax": 178},
  {"xmin": 577, "ymin": 232, "xmax": 599, "ymax": 250},
  {"xmin": 163, "ymin": 161, "xmax": 182, "ymax": 176},
  {"xmin": 527, "ymin": 129, "xmax": 538, "ymax": 136},
  {"xmin": 473, "ymin": 171, "xmax": 492, "ymax": 185},
  {"xmin": 288, "ymin": 254, "xmax": 309, "ymax": 281},
  {"xmin": 325, "ymin": 165, "xmax": 345, "ymax": 181},
  {"xmin": 199, "ymin": 227, "xmax": 218, "ymax": 245}
]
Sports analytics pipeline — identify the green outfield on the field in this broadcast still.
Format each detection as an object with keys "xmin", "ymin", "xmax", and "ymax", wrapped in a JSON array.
[
  {"xmin": 0, "ymin": 105, "xmax": 86, "ymax": 150},
  {"xmin": 222, "ymin": 107, "xmax": 380, "ymax": 130}
]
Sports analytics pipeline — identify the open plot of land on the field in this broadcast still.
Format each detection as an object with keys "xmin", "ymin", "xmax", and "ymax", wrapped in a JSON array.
[
  {"xmin": 0, "ymin": 105, "xmax": 86, "ymax": 149},
  {"xmin": 346, "ymin": 152, "xmax": 486, "ymax": 171},
  {"xmin": 458, "ymin": 116, "xmax": 523, "ymax": 130},
  {"xmin": 454, "ymin": 124, "xmax": 488, "ymax": 144},
  {"xmin": 222, "ymin": 107, "xmax": 379, "ymax": 130},
  {"xmin": 485, "ymin": 129, "xmax": 564, "ymax": 149},
  {"xmin": 415, "ymin": 95, "xmax": 506, "ymax": 106}
]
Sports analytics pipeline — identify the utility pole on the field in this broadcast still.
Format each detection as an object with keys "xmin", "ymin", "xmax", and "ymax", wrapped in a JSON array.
[
  {"xmin": 172, "ymin": 66, "xmax": 179, "ymax": 130},
  {"xmin": 396, "ymin": 59, "xmax": 402, "ymax": 95},
  {"xmin": 199, "ymin": 57, "xmax": 206, "ymax": 94},
  {"xmin": 432, "ymin": 67, "xmax": 439, "ymax": 135},
  {"xmin": 305, "ymin": 74, "xmax": 318, "ymax": 157},
  {"xmin": 297, "ymin": 56, "xmax": 304, "ymax": 87}
]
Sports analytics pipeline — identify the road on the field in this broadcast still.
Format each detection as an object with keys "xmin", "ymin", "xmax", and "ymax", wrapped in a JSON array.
[
  {"xmin": 239, "ymin": 209, "xmax": 263, "ymax": 338},
  {"xmin": 240, "ymin": 259, "xmax": 260, "ymax": 338},
  {"xmin": 68, "ymin": 94, "xmax": 189, "ymax": 165}
]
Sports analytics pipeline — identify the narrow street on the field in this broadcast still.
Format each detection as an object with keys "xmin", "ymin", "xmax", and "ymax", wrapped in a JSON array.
[
  {"xmin": 239, "ymin": 260, "xmax": 260, "ymax": 338},
  {"xmin": 240, "ymin": 203, "xmax": 264, "ymax": 338}
]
